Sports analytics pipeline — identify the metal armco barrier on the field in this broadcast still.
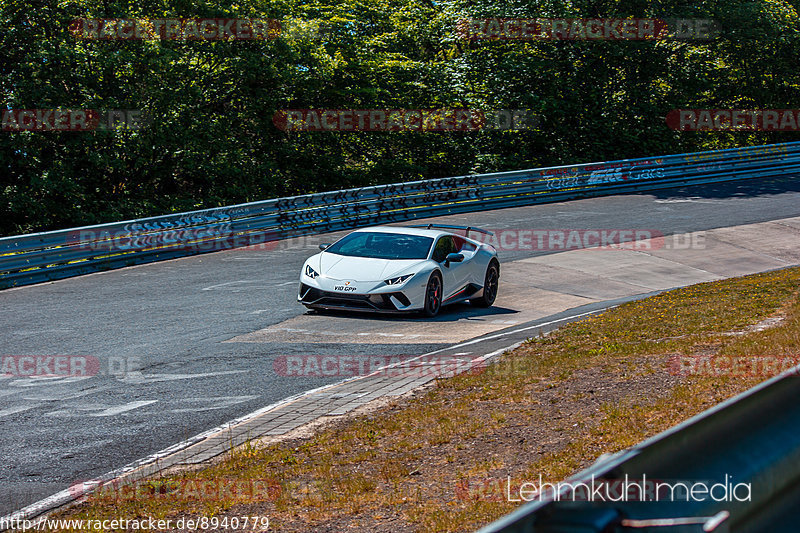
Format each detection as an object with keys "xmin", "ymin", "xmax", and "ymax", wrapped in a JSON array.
[
  {"xmin": 2, "ymin": 141, "xmax": 799, "ymax": 289},
  {"xmin": 475, "ymin": 365, "xmax": 800, "ymax": 533}
]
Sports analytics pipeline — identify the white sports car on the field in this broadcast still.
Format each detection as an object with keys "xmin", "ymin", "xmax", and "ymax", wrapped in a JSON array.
[{"xmin": 298, "ymin": 224, "xmax": 499, "ymax": 316}]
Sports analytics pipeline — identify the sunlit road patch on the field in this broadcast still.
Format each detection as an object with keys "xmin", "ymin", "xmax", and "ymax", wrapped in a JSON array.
[{"xmin": 227, "ymin": 281, "xmax": 594, "ymax": 345}]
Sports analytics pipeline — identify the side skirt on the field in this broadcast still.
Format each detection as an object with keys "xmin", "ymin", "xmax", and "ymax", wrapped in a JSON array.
[{"xmin": 443, "ymin": 283, "xmax": 482, "ymax": 305}]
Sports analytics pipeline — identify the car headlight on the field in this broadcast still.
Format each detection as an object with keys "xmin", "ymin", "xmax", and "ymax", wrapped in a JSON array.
[
  {"xmin": 304, "ymin": 264, "xmax": 319, "ymax": 279},
  {"xmin": 385, "ymin": 274, "xmax": 414, "ymax": 285}
]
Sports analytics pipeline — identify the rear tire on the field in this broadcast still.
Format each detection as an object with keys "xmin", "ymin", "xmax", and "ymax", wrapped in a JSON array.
[
  {"xmin": 471, "ymin": 261, "xmax": 499, "ymax": 308},
  {"xmin": 422, "ymin": 272, "xmax": 443, "ymax": 317}
]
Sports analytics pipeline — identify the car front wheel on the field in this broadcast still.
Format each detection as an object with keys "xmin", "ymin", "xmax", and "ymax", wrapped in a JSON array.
[{"xmin": 422, "ymin": 271, "xmax": 442, "ymax": 317}]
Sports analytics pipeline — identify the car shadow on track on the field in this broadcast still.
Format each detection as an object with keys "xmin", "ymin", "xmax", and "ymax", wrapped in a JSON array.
[{"xmin": 304, "ymin": 303, "xmax": 518, "ymax": 323}]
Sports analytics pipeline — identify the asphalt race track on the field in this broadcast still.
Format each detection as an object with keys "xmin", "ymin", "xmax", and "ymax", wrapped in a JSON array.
[{"xmin": 2, "ymin": 176, "xmax": 800, "ymax": 515}]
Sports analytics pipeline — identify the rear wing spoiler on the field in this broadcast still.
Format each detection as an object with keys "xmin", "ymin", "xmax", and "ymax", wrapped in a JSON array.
[{"xmin": 408, "ymin": 224, "xmax": 494, "ymax": 237}]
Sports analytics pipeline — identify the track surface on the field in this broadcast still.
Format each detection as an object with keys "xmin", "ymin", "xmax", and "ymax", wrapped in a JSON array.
[{"xmin": 2, "ymin": 176, "xmax": 800, "ymax": 514}]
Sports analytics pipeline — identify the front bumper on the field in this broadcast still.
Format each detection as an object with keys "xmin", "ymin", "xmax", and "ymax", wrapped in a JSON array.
[
  {"xmin": 297, "ymin": 271, "xmax": 429, "ymax": 312},
  {"xmin": 298, "ymin": 283, "xmax": 414, "ymax": 312}
]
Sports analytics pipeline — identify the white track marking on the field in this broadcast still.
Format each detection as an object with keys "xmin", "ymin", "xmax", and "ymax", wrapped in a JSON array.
[
  {"xmin": 119, "ymin": 370, "xmax": 247, "ymax": 384},
  {"xmin": 423, "ymin": 308, "xmax": 604, "ymax": 356},
  {"xmin": 201, "ymin": 279, "xmax": 282, "ymax": 291},
  {"xmin": 46, "ymin": 401, "xmax": 158, "ymax": 418},
  {"xmin": 87, "ymin": 400, "xmax": 158, "ymax": 417},
  {"xmin": 250, "ymin": 307, "xmax": 295, "ymax": 315},
  {"xmin": 654, "ymin": 197, "xmax": 718, "ymax": 204},
  {"xmin": 266, "ymin": 327, "xmax": 431, "ymax": 339},
  {"xmin": 21, "ymin": 385, "xmax": 114, "ymax": 402},
  {"xmin": 201, "ymin": 280, "xmax": 253, "ymax": 291},
  {"xmin": 0, "ymin": 404, "xmax": 43, "ymax": 418}
]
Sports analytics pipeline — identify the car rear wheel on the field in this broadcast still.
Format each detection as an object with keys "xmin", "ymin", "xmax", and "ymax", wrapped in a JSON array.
[
  {"xmin": 422, "ymin": 272, "xmax": 442, "ymax": 317},
  {"xmin": 471, "ymin": 262, "xmax": 499, "ymax": 308}
]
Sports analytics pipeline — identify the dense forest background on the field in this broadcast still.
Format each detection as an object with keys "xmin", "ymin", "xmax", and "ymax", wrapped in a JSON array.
[{"xmin": 2, "ymin": 0, "xmax": 800, "ymax": 236}]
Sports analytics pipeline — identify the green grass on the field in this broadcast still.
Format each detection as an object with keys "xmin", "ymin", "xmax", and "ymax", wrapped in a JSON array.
[{"xmin": 45, "ymin": 267, "xmax": 800, "ymax": 533}]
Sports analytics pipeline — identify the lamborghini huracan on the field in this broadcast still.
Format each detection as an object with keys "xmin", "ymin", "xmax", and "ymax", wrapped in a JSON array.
[{"xmin": 298, "ymin": 224, "xmax": 499, "ymax": 316}]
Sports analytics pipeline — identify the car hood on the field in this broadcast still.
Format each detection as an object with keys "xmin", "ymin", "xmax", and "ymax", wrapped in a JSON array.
[{"xmin": 316, "ymin": 253, "xmax": 422, "ymax": 281}]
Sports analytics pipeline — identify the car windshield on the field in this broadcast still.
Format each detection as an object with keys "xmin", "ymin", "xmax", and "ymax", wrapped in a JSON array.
[{"xmin": 325, "ymin": 232, "xmax": 434, "ymax": 260}]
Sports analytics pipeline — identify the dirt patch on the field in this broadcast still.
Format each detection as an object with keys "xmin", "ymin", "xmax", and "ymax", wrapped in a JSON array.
[{"xmin": 225, "ymin": 353, "xmax": 684, "ymax": 532}]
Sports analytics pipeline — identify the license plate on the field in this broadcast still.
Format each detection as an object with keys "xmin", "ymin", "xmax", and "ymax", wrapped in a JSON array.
[{"xmin": 333, "ymin": 282, "xmax": 358, "ymax": 292}]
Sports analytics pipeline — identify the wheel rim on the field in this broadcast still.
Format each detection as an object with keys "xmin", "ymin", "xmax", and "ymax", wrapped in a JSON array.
[
  {"xmin": 427, "ymin": 276, "xmax": 441, "ymax": 313},
  {"xmin": 484, "ymin": 267, "xmax": 498, "ymax": 303}
]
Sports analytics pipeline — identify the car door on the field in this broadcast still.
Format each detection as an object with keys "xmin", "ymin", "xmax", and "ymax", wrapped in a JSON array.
[
  {"xmin": 452, "ymin": 235, "xmax": 480, "ymax": 286},
  {"xmin": 432, "ymin": 235, "xmax": 470, "ymax": 300}
]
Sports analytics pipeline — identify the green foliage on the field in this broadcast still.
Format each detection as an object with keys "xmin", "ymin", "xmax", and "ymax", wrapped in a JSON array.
[{"xmin": 2, "ymin": 0, "xmax": 799, "ymax": 235}]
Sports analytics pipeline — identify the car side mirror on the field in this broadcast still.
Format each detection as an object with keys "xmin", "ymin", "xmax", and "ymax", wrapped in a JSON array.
[
  {"xmin": 319, "ymin": 243, "xmax": 331, "ymax": 251},
  {"xmin": 445, "ymin": 252, "xmax": 464, "ymax": 266}
]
